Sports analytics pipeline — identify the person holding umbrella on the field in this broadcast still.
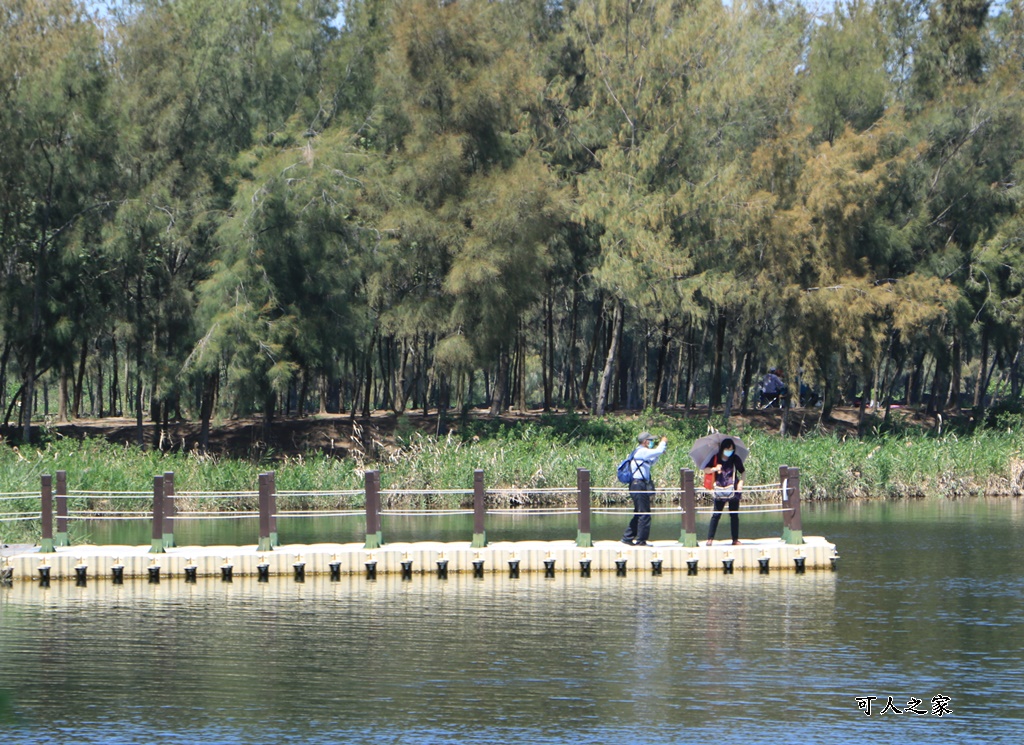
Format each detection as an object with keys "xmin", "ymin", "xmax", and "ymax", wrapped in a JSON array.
[
  {"xmin": 689, "ymin": 434, "xmax": 747, "ymax": 545},
  {"xmin": 621, "ymin": 431, "xmax": 668, "ymax": 547}
]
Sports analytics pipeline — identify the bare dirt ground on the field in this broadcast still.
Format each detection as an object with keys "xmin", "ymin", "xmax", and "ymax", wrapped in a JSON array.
[{"xmin": 39, "ymin": 404, "xmax": 939, "ymax": 460}]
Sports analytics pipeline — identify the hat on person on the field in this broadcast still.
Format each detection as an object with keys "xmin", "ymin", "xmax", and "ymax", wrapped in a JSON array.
[{"xmin": 637, "ymin": 432, "xmax": 653, "ymax": 444}]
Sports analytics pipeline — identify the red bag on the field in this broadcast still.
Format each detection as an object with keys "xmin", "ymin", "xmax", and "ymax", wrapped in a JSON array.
[{"xmin": 703, "ymin": 455, "xmax": 716, "ymax": 490}]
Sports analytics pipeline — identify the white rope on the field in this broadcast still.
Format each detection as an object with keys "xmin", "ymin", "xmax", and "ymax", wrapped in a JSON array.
[
  {"xmin": 378, "ymin": 489, "xmax": 473, "ymax": 496},
  {"xmin": 168, "ymin": 513, "xmax": 259, "ymax": 521},
  {"xmin": 176, "ymin": 491, "xmax": 259, "ymax": 498},
  {"xmin": 693, "ymin": 506, "xmax": 792, "ymax": 515},
  {"xmin": 0, "ymin": 511, "xmax": 38, "ymax": 518},
  {"xmin": 67, "ymin": 510, "xmax": 151, "ymax": 516},
  {"xmin": 593, "ymin": 488, "xmax": 709, "ymax": 497},
  {"xmin": 487, "ymin": 487, "xmax": 576, "ymax": 495},
  {"xmin": 0, "ymin": 493, "xmax": 41, "ymax": 500},
  {"xmin": 276, "ymin": 509, "xmax": 364, "ymax": 515},
  {"xmin": 0, "ymin": 516, "xmax": 39, "ymax": 523},
  {"xmin": 67, "ymin": 491, "xmax": 153, "ymax": 497},
  {"xmin": 172, "ymin": 511, "xmax": 260, "ymax": 517},
  {"xmin": 592, "ymin": 508, "xmax": 683, "ymax": 515},
  {"xmin": 485, "ymin": 508, "xmax": 580, "ymax": 516},
  {"xmin": 274, "ymin": 510, "xmax": 365, "ymax": 518},
  {"xmin": 379, "ymin": 509, "xmax": 475, "ymax": 516},
  {"xmin": 65, "ymin": 515, "xmax": 149, "ymax": 521},
  {"xmin": 274, "ymin": 490, "xmax": 363, "ymax": 498}
]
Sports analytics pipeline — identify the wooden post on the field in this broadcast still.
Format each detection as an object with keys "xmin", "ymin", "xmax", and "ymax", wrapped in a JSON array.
[
  {"xmin": 472, "ymin": 469, "xmax": 487, "ymax": 547},
  {"xmin": 786, "ymin": 466, "xmax": 803, "ymax": 545},
  {"xmin": 163, "ymin": 471, "xmax": 176, "ymax": 548},
  {"xmin": 364, "ymin": 470, "xmax": 382, "ymax": 549},
  {"xmin": 779, "ymin": 464, "xmax": 791, "ymax": 542},
  {"xmin": 268, "ymin": 471, "xmax": 279, "ymax": 547},
  {"xmin": 150, "ymin": 475, "xmax": 165, "ymax": 553},
  {"xmin": 680, "ymin": 468, "xmax": 697, "ymax": 546},
  {"xmin": 576, "ymin": 468, "xmax": 592, "ymax": 547},
  {"xmin": 258, "ymin": 473, "xmax": 273, "ymax": 551},
  {"xmin": 40, "ymin": 474, "xmax": 55, "ymax": 553},
  {"xmin": 55, "ymin": 470, "xmax": 69, "ymax": 547}
]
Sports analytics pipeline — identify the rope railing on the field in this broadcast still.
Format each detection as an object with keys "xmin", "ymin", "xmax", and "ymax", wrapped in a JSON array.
[
  {"xmin": 169, "ymin": 513, "xmax": 260, "ymax": 521},
  {"xmin": 174, "ymin": 491, "xmax": 260, "ymax": 498},
  {"xmin": 274, "ymin": 510, "xmax": 366, "ymax": 518},
  {"xmin": 379, "ymin": 488, "xmax": 473, "ymax": 496},
  {"xmin": 274, "ymin": 490, "xmax": 363, "ymax": 498},
  {"xmin": 65, "ymin": 514, "xmax": 152, "ymax": 521},
  {"xmin": 66, "ymin": 491, "xmax": 154, "ymax": 497},
  {"xmin": 19, "ymin": 466, "xmax": 803, "ymax": 553},
  {"xmin": 379, "ymin": 509, "xmax": 476, "ymax": 517}
]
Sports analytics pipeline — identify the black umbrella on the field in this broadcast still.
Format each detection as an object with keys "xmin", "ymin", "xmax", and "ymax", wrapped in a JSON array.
[{"xmin": 688, "ymin": 433, "xmax": 749, "ymax": 469}]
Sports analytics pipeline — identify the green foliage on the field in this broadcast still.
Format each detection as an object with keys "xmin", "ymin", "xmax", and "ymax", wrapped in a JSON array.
[{"xmin": 2, "ymin": 0, "xmax": 1024, "ymax": 439}]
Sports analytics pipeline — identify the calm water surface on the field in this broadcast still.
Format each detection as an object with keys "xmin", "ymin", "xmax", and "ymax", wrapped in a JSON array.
[{"xmin": 2, "ymin": 499, "xmax": 1023, "ymax": 744}]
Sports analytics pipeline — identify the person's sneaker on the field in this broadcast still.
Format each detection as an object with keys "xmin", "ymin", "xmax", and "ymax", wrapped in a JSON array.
[
  {"xmin": 634, "ymin": 541, "xmax": 652, "ymax": 547},
  {"xmin": 621, "ymin": 538, "xmax": 635, "ymax": 545}
]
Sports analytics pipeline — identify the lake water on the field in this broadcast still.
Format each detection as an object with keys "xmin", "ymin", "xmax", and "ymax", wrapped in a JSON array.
[{"xmin": 1, "ymin": 499, "xmax": 1023, "ymax": 744}]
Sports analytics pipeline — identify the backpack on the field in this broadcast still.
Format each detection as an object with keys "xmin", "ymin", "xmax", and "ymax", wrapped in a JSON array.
[
  {"xmin": 617, "ymin": 449, "xmax": 639, "ymax": 484},
  {"xmin": 703, "ymin": 455, "xmax": 717, "ymax": 490}
]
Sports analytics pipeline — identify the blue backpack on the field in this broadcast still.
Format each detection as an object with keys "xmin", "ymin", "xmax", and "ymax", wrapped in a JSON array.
[{"xmin": 616, "ymin": 449, "xmax": 639, "ymax": 483}]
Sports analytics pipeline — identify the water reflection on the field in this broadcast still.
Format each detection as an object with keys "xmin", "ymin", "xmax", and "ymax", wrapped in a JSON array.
[
  {"xmin": 1, "ymin": 571, "xmax": 839, "ymax": 745},
  {"xmin": 3, "ymin": 500, "xmax": 1023, "ymax": 744}
]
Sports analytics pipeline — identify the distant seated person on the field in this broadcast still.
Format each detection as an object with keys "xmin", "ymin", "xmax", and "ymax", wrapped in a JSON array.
[
  {"xmin": 759, "ymin": 368, "xmax": 787, "ymax": 408},
  {"xmin": 800, "ymin": 381, "xmax": 821, "ymax": 407}
]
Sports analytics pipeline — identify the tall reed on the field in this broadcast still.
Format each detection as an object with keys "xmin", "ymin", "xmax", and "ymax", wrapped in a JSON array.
[{"xmin": 2, "ymin": 412, "xmax": 1021, "ymax": 544}]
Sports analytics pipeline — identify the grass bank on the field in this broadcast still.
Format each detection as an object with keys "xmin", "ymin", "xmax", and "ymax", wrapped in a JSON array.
[{"xmin": 2, "ymin": 411, "xmax": 1022, "ymax": 543}]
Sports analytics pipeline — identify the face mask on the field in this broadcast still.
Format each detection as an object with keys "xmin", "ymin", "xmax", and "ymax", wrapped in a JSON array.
[{"xmin": 723, "ymin": 449, "xmax": 734, "ymax": 458}]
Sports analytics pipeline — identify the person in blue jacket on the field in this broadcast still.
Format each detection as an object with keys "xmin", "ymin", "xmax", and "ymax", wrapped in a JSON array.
[{"xmin": 621, "ymin": 431, "xmax": 667, "ymax": 547}]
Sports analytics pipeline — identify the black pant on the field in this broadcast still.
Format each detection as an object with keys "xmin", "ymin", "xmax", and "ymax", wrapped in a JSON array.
[
  {"xmin": 623, "ymin": 479, "xmax": 653, "ymax": 544},
  {"xmin": 707, "ymin": 494, "xmax": 740, "ymax": 542}
]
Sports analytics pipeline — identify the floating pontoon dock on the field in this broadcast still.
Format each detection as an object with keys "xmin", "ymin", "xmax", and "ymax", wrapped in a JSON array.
[
  {"xmin": 2, "ymin": 536, "xmax": 838, "ymax": 582},
  {"xmin": 1, "ymin": 466, "xmax": 838, "ymax": 583}
]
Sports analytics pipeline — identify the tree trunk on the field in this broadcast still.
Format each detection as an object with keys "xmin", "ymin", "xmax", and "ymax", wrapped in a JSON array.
[
  {"xmin": 199, "ymin": 371, "xmax": 218, "ymax": 453},
  {"xmin": 110, "ymin": 335, "xmax": 120, "ymax": 416},
  {"xmin": 948, "ymin": 332, "xmax": 962, "ymax": 414},
  {"xmin": 972, "ymin": 327, "xmax": 989, "ymax": 411},
  {"xmin": 362, "ymin": 331, "xmax": 376, "ymax": 418},
  {"xmin": 489, "ymin": 348, "xmax": 510, "ymax": 417},
  {"xmin": 23, "ymin": 353, "xmax": 36, "ymax": 444},
  {"xmin": 543, "ymin": 295, "xmax": 554, "ymax": 411},
  {"xmin": 563, "ymin": 290, "xmax": 580, "ymax": 409},
  {"xmin": 578, "ymin": 301, "xmax": 602, "ymax": 410},
  {"xmin": 614, "ymin": 319, "xmax": 630, "ymax": 410},
  {"xmin": 709, "ymin": 311, "xmax": 726, "ymax": 412},
  {"xmin": 687, "ymin": 324, "xmax": 705, "ymax": 412},
  {"xmin": 393, "ymin": 338, "xmax": 409, "ymax": 414},
  {"xmin": 857, "ymin": 364, "xmax": 874, "ymax": 436},
  {"xmin": 58, "ymin": 367, "xmax": 69, "ymax": 422},
  {"xmin": 72, "ymin": 339, "xmax": 87, "ymax": 418},
  {"xmin": 1009, "ymin": 334, "xmax": 1024, "ymax": 399},
  {"xmin": 0, "ymin": 340, "xmax": 9, "ymax": 423},
  {"xmin": 739, "ymin": 343, "xmax": 755, "ymax": 414},
  {"xmin": 595, "ymin": 299, "xmax": 623, "ymax": 416},
  {"xmin": 151, "ymin": 399, "xmax": 162, "ymax": 451},
  {"xmin": 653, "ymin": 319, "xmax": 671, "ymax": 408},
  {"xmin": 974, "ymin": 339, "xmax": 999, "ymax": 424}
]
